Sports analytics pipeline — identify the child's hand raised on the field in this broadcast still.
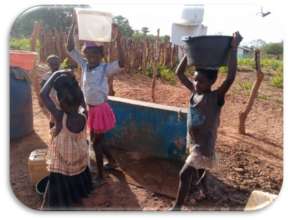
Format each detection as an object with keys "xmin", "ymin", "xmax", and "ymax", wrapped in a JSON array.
[
  {"xmin": 231, "ymin": 31, "xmax": 243, "ymax": 49},
  {"xmin": 71, "ymin": 10, "xmax": 77, "ymax": 26}
]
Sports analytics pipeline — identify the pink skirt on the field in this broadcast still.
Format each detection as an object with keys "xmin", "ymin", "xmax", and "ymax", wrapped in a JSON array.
[{"xmin": 88, "ymin": 102, "xmax": 116, "ymax": 133}]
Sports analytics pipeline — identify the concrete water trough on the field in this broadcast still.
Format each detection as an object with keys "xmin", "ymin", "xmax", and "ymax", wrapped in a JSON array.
[
  {"xmin": 100, "ymin": 96, "xmax": 189, "ymax": 197},
  {"xmin": 104, "ymin": 96, "xmax": 188, "ymax": 161}
]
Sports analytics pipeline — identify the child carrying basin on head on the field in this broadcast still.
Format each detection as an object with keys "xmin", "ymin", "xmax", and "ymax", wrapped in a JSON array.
[
  {"xmin": 66, "ymin": 16, "xmax": 125, "ymax": 187},
  {"xmin": 171, "ymin": 32, "xmax": 243, "ymax": 210}
]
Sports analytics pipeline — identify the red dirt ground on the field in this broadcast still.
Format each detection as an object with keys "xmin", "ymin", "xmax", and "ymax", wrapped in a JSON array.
[{"xmin": 10, "ymin": 68, "xmax": 283, "ymax": 211}]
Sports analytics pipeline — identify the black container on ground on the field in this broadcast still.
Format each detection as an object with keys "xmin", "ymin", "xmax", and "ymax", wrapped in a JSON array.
[
  {"xmin": 182, "ymin": 35, "xmax": 233, "ymax": 69},
  {"xmin": 36, "ymin": 176, "xmax": 49, "ymax": 196}
]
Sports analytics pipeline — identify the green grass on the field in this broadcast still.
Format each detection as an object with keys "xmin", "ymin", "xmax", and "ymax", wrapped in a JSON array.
[
  {"xmin": 238, "ymin": 57, "xmax": 283, "ymax": 73},
  {"xmin": 238, "ymin": 58, "xmax": 255, "ymax": 67},
  {"xmin": 238, "ymin": 81, "xmax": 253, "ymax": 91},
  {"xmin": 257, "ymin": 94, "xmax": 269, "ymax": 101}
]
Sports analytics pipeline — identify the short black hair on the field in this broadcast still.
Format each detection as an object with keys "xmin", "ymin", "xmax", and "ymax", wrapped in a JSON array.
[
  {"xmin": 83, "ymin": 46, "xmax": 104, "ymax": 55},
  {"xmin": 196, "ymin": 68, "xmax": 219, "ymax": 84},
  {"xmin": 53, "ymin": 72, "xmax": 83, "ymax": 110}
]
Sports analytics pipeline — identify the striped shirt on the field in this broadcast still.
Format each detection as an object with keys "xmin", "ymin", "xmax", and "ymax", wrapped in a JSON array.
[{"xmin": 46, "ymin": 113, "xmax": 89, "ymax": 176}]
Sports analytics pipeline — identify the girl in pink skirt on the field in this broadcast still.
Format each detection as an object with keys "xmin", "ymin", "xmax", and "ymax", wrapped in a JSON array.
[{"xmin": 67, "ymin": 18, "xmax": 125, "ymax": 186}]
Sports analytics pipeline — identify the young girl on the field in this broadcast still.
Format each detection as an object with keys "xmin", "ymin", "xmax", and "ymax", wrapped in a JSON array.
[
  {"xmin": 40, "ymin": 70, "xmax": 92, "ymax": 209},
  {"xmin": 66, "ymin": 19, "xmax": 125, "ymax": 186},
  {"xmin": 171, "ymin": 32, "xmax": 243, "ymax": 210}
]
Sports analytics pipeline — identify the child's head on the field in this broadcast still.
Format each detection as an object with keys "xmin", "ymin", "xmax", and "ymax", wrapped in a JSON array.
[
  {"xmin": 82, "ymin": 42, "xmax": 104, "ymax": 68},
  {"xmin": 46, "ymin": 55, "xmax": 60, "ymax": 72},
  {"xmin": 193, "ymin": 68, "xmax": 218, "ymax": 93},
  {"xmin": 53, "ymin": 70, "xmax": 83, "ymax": 113}
]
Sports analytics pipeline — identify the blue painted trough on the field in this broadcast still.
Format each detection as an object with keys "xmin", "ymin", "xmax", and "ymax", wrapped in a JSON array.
[{"xmin": 103, "ymin": 96, "xmax": 188, "ymax": 161}]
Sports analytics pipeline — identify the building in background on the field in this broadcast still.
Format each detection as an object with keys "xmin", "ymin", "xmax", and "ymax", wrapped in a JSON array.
[{"xmin": 238, "ymin": 46, "xmax": 253, "ymax": 58}]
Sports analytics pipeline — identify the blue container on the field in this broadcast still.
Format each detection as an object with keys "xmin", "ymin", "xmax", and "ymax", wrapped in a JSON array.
[
  {"xmin": 103, "ymin": 97, "xmax": 188, "ymax": 161},
  {"xmin": 10, "ymin": 67, "xmax": 33, "ymax": 139}
]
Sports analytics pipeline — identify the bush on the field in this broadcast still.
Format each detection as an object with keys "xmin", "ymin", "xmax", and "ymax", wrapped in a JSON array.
[
  {"xmin": 158, "ymin": 65, "xmax": 176, "ymax": 84},
  {"xmin": 271, "ymin": 73, "xmax": 283, "ymax": 88},
  {"xmin": 10, "ymin": 37, "xmax": 40, "ymax": 52},
  {"xmin": 145, "ymin": 65, "xmax": 153, "ymax": 77},
  {"xmin": 145, "ymin": 64, "xmax": 176, "ymax": 84},
  {"xmin": 10, "ymin": 37, "xmax": 31, "ymax": 50},
  {"xmin": 262, "ymin": 42, "xmax": 283, "ymax": 57},
  {"xmin": 238, "ymin": 58, "xmax": 254, "ymax": 67}
]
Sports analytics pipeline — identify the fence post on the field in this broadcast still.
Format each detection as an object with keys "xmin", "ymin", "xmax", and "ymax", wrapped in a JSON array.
[
  {"xmin": 152, "ymin": 29, "xmax": 160, "ymax": 102},
  {"xmin": 239, "ymin": 49, "xmax": 264, "ymax": 134}
]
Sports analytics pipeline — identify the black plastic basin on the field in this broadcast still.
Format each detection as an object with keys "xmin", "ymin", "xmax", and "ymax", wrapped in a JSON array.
[
  {"xmin": 35, "ymin": 176, "xmax": 49, "ymax": 196},
  {"xmin": 182, "ymin": 35, "xmax": 233, "ymax": 69}
]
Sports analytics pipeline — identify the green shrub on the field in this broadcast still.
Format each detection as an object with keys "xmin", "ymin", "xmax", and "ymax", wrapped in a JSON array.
[
  {"xmin": 9, "ymin": 37, "xmax": 40, "ymax": 52},
  {"xmin": 145, "ymin": 65, "xmax": 153, "ymax": 77},
  {"xmin": 158, "ymin": 65, "xmax": 176, "ymax": 84},
  {"xmin": 238, "ymin": 58, "xmax": 254, "ymax": 67},
  {"xmin": 271, "ymin": 73, "xmax": 283, "ymax": 88},
  {"xmin": 10, "ymin": 37, "xmax": 31, "ymax": 50},
  {"xmin": 145, "ymin": 64, "xmax": 176, "ymax": 84},
  {"xmin": 238, "ymin": 57, "xmax": 283, "ymax": 75}
]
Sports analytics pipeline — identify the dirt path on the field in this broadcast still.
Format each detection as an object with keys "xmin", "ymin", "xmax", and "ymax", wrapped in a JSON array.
[{"xmin": 10, "ymin": 71, "xmax": 282, "ymax": 210}]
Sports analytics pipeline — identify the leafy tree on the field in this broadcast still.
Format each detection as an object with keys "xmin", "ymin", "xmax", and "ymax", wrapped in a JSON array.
[
  {"xmin": 10, "ymin": 5, "xmax": 88, "ymax": 37},
  {"xmin": 248, "ymin": 39, "xmax": 266, "ymax": 49},
  {"xmin": 141, "ymin": 27, "xmax": 149, "ymax": 35},
  {"xmin": 112, "ymin": 15, "xmax": 134, "ymax": 37},
  {"xmin": 262, "ymin": 42, "xmax": 283, "ymax": 57}
]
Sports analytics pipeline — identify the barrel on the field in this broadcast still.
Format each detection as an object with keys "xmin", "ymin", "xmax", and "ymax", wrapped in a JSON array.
[
  {"xmin": 10, "ymin": 67, "xmax": 33, "ymax": 139},
  {"xmin": 182, "ymin": 35, "xmax": 233, "ymax": 69}
]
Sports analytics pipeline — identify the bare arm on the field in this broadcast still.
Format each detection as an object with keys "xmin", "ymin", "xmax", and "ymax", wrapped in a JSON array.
[
  {"xmin": 176, "ymin": 55, "xmax": 194, "ymax": 92},
  {"xmin": 217, "ymin": 31, "xmax": 243, "ymax": 99},
  {"xmin": 67, "ymin": 16, "xmax": 76, "ymax": 52},
  {"xmin": 40, "ymin": 71, "xmax": 64, "ymax": 120}
]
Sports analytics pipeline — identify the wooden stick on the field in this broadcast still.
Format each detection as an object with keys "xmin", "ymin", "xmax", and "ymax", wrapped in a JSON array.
[
  {"xmin": 30, "ymin": 21, "xmax": 41, "ymax": 52},
  {"xmin": 239, "ymin": 49, "xmax": 264, "ymax": 134},
  {"xmin": 151, "ymin": 29, "xmax": 160, "ymax": 102}
]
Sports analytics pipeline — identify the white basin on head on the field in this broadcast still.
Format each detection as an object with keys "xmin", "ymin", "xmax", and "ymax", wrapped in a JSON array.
[
  {"xmin": 75, "ymin": 8, "xmax": 112, "ymax": 42},
  {"xmin": 174, "ymin": 5, "xmax": 205, "ymax": 26}
]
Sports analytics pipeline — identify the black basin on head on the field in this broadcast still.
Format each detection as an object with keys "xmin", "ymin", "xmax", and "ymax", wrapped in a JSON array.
[{"xmin": 182, "ymin": 35, "xmax": 233, "ymax": 69}]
